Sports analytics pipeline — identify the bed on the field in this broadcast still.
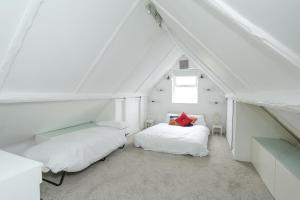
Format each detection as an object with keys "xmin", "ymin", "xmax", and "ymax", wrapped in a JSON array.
[
  {"xmin": 23, "ymin": 121, "xmax": 127, "ymax": 185},
  {"xmin": 134, "ymin": 114, "xmax": 210, "ymax": 156}
]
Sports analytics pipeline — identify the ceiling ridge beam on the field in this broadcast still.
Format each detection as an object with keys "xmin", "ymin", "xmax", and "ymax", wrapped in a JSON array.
[
  {"xmin": 199, "ymin": 0, "xmax": 300, "ymax": 71},
  {"xmin": 74, "ymin": 0, "xmax": 140, "ymax": 93},
  {"xmin": 0, "ymin": 0, "xmax": 44, "ymax": 92},
  {"xmin": 151, "ymin": 0, "xmax": 251, "ymax": 91}
]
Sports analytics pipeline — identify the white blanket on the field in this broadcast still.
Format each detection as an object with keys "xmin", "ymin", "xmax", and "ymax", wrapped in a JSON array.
[
  {"xmin": 134, "ymin": 123, "xmax": 210, "ymax": 156},
  {"xmin": 23, "ymin": 126, "xmax": 126, "ymax": 173}
]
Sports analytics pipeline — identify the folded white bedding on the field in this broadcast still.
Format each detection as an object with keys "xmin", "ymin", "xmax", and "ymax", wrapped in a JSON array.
[
  {"xmin": 134, "ymin": 123, "xmax": 210, "ymax": 156},
  {"xmin": 23, "ymin": 126, "xmax": 126, "ymax": 173}
]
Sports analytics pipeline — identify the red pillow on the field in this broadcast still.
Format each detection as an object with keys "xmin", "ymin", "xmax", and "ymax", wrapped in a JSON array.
[{"xmin": 175, "ymin": 112, "xmax": 193, "ymax": 127}]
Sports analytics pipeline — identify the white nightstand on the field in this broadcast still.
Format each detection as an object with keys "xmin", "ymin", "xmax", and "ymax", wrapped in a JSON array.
[
  {"xmin": 145, "ymin": 120, "xmax": 154, "ymax": 128},
  {"xmin": 212, "ymin": 125, "xmax": 223, "ymax": 136}
]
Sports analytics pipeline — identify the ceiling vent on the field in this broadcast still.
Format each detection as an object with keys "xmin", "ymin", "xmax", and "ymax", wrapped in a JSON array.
[{"xmin": 179, "ymin": 59, "xmax": 189, "ymax": 69}]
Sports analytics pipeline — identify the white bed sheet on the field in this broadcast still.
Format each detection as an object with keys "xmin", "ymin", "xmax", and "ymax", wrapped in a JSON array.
[
  {"xmin": 134, "ymin": 123, "xmax": 210, "ymax": 156},
  {"xmin": 23, "ymin": 126, "xmax": 126, "ymax": 173}
]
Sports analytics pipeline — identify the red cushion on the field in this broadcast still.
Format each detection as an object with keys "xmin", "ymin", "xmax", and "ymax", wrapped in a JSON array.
[{"xmin": 175, "ymin": 112, "xmax": 193, "ymax": 127}]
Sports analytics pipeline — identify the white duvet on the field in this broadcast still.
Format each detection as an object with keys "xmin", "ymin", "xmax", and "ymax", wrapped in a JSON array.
[
  {"xmin": 23, "ymin": 126, "xmax": 126, "ymax": 173},
  {"xmin": 134, "ymin": 123, "xmax": 210, "ymax": 156}
]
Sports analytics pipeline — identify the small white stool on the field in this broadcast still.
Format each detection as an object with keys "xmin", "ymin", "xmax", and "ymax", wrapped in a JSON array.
[
  {"xmin": 145, "ymin": 120, "xmax": 154, "ymax": 128},
  {"xmin": 212, "ymin": 125, "xmax": 223, "ymax": 136}
]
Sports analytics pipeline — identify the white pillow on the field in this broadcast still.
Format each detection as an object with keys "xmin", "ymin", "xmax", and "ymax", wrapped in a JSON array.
[
  {"xmin": 96, "ymin": 121, "xmax": 127, "ymax": 130},
  {"xmin": 166, "ymin": 113, "xmax": 207, "ymax": 126}
]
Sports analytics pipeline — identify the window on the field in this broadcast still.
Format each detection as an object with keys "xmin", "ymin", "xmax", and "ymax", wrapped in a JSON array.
[{"xmin": 172, "ymin": 76, "xmax": 198, "ymax": 104}]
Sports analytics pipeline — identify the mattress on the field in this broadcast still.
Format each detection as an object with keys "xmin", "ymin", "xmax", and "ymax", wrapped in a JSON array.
[
  {"xmin": 23, "ymin": 124, "xmax": 127, "ymax": 173},
  {"xmin": 134, "ymin": 123, "xmax": 210, "ymax": 156}
]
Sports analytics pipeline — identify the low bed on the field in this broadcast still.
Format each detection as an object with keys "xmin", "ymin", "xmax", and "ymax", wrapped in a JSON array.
[
  {"xmin": 134, "ymin": 114, "xmax": 210, "ymax": 156},
  {"xmin": 23, "ymin": 122, "xmax": 126, "ymax": 185}
]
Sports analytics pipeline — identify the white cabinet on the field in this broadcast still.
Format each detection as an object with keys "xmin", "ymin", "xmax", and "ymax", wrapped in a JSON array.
[
  {"xmin": 251, "ymin": 138, "xmax": 300, "ymax": 200},
  {"xmin": 0, "ymin": 150, "xmax": 42, "ymax": 200},
  {"xmin": 275, "ymin": 161, "xmax": 300, "ymax": 200},
  {"xmin": 252, "ymin": 139, "xmax": 276, "ymax": 196}
]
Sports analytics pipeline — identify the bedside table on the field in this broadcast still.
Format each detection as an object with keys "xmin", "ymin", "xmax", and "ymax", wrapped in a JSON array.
[
  {"xmin": 145, "ymin": 120, "xmax": 154, "ymax": 128},
  {"xmin": 212, "ymin": 125, "xmax": 223, "ymax": 136}
]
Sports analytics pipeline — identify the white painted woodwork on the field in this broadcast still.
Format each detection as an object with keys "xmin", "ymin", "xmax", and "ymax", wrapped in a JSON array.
[
  {"xmin": 222, "ymin": 0, "xmax": 300, "ymax": 58},
  {"xmin": 226, "ymin": 98, "xmax": 235, "ymax": 149},
  {"xmin": 252, "ymin": 139, "xmax": 276, "ymax": 196},
  {"xmin": 0, "ymin": 150, "xmax": 42, "ymax": 200},
  {"xmin": 228, "ymin": 101, "xmax": 295, "ymax": 162},
  {"xmin": 275, "ymin": 161, "xmax": 300, "ymax": 200},
  {"xmin": 252, "ymin": 138, "xmax": 300, "ymax": 200},
  {"xmin": 125, "ymin": 97, "xmax": 140, "ymax": 134}
]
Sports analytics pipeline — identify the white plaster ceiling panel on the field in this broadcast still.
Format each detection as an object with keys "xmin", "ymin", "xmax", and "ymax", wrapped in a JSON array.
[
  {"xmin": 155, "ymin": 0, "xmax": 300, "ymax": 92},
  {"xmin": 137, "ymin": 47, "xmax": 183, "ymax": 93},
  {"xmin": 0, "ymin": 0, "xmax": 30, "ymax": 63},
  {"xmin": 80, "ymin": 2, "xmax": 164, "ymax": 93},
  {"xmin": 221, "ymin": 0, "xmax": 300, "ymax": 56},
  {"xmin": 117, "ymin": 31, "xmax": 174, "ymax": 93},
  {"xmin": 2, "ymin": 0, "xmax": 136, "ymax": 93}
]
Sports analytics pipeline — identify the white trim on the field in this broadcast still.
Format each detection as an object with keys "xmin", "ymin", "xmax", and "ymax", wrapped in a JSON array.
[
  {"xmin": 200, "ymin": 0, "xmax": 300, "ymax": 70},
  {"xmin": 0, "ymin": 0, "xmax": 44, "ymax": 91},
  {"xmin": 151, "ymin": 0, "xmax": 251, "ymax": 91},
  {"xmin": 75, "ymin": 0, "xmax": 140, "ymax": 93},
  {"xmin": 226, "ymin": 91, "xmax": 300, "ymax": 113},
  {"xmin": 0, "ymin": 93, "xmax": 147, "ymax": 104}
]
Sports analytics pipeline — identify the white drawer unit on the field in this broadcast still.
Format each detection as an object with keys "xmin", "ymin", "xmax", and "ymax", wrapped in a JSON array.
[
  {"xmin": 252, "ymin": 140, "xmax": 276, "ymax": 196},
  {"xmin": 251, "ymin": 138, "xmax": 300, "ymax": 200},
  {"xmin": 0, "ymin": 150, "xmax": 42, "ymax": 200},
  {"xmin": 275, "ymin": 161, "xmax": 300, "ymax": 200}
]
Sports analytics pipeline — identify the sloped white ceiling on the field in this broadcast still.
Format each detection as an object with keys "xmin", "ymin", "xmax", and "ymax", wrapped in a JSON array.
[
  {"xmin": 0, "ymin": 0, "xmax": 176, "ymax": 96},
  {"xmin": 0, "ymin": 0, "xmax": 299, "ymax": 140},
  {"xmin": 0, "ymin": 0, "xmax": 30, "ymax": 63},
  {"xmin": 222, "ymin": 0, "xmax": 300, "ymax": 56},
  {"xmin": 152, "ymin": 0, "xmax": 300, "ymax": 113},
  {"xmin": 79, "ymin": 2, "xmax": 174, "ymax": 93}
]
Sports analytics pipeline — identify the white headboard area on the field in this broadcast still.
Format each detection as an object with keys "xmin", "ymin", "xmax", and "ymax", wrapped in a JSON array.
[{"xmin": 0, "ymin": 99, "xmax": 108, "ymax": 147}]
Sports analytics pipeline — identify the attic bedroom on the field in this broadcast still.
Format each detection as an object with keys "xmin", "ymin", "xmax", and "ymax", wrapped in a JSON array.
[{"xmin": 0, "ymin": 0, "xmax": 299, "ymax": 200}]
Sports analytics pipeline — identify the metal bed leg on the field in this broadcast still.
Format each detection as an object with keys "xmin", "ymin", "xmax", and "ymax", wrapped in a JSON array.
[
  {"xmin": 43, "ymin": 171, "xmax": 66, "ymax": 187},
  {"xmin": 100, "ymin": 157, "xmax": 106, "ymax": 161}
]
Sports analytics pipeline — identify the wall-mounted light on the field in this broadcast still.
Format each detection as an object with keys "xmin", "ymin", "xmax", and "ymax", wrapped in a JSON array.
[
  {"xmin": 200, "ymin": 74, "xmax": 204, "ymax": 79},
  {"xmin": 205, "ymin": 88, "xmax": 211, "ymax": 92}
]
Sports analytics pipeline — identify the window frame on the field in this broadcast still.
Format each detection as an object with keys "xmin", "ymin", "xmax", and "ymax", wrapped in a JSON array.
[{"xmin": 172, "ymin": 76, "xmax": 198, "ymax": 104}]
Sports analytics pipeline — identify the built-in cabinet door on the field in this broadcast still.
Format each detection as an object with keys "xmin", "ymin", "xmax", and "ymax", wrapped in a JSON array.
[
  {"xmin": 251, "ymin": 140, "xmax": 276, "ymax": 196},
  {"xmin": 226, "ymin": 98, "xmax": 235, "ymax": 149},
  {"xmin": 125, "ymin": 97, "xmax": 140, "ymax": 134},
  {"xmin": 275, "ymin": 161, "xmax": 300, "ymax": 200}
]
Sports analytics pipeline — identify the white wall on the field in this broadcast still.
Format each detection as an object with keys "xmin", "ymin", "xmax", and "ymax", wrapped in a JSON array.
[
  {"xmin": 233, "ymin": 102, "xmax": 295, "ymax": 162},
  {"xmin": 0, "ymin": 100, "xmax": 108, "ymax": 147},
  {"xmin": 266, "ymin": 108, "xmax": 300, "ymax": 140},
  {"xmin": 147, "ymin": 67, "xmax": 226, "ymax": 131}
]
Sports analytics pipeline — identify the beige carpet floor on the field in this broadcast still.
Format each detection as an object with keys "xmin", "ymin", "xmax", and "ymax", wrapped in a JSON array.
[{"xmin": 41, "ymin": 135, "xmax": 273, "ymax": 200}]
